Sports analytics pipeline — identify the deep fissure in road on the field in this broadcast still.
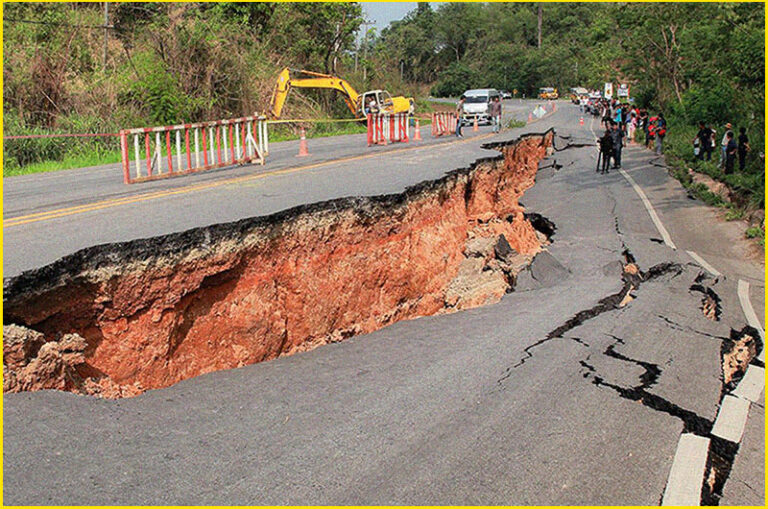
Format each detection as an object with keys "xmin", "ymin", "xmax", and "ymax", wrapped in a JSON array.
[
  {"xmin": 3, "ymin": 130, "xmax": 555, "ymax": 398},
  {"xmin": 496, "ymin": 220, "xmax": 763, "ymax": 505}
]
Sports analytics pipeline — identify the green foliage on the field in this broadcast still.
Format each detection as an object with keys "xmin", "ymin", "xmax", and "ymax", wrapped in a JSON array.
[
  {"xmin": 430, "ymin": 62, "xmax": 480, "ymax": 97},
  {"xmin": 127, "ymin": 53, "xmax": 188, "ymax": 124},
  {"xmin": 676, "ymin": 84, "xmax": 736, "ymax": 126},
  {"xmin": 267, "ymin": 120, "xmax": 366, "ymax": 143},
  {"xmin": 506, "ymin": 118, "xmax": 527, "ymax": 129},
  {"xmin": 3, "ymin": 2, "xmax": 369, "ymax": 174},
  {"xmin": 3, "ymin": 110, "xmax": 120, "ymax": 172},
  {"xmin": 269, "ymin": 3, "xmax": 363, "ymax": 74},
  {"xmin": 745, "ymin": 226, "xmax": 765, "ymax": 246}
]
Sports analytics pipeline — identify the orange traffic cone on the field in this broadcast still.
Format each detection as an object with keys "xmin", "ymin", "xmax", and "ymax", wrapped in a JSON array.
[
  {"xmin": 528, "ymin": 112, "xmax": 533, "ymax": 123},
  {"xmin": 297, "ymin": 127, "xmax": 309, "ymax": 157},
  {"xmin": 414, "ymin": 119, "xmax": 422, "ymax": 141},
  {"xmin": 579, "ymin": 117, "xmax": 584, "ymax": 126},
  {"xmin": 473, "ymin": 116, "xmax": 479, "ymax": 132}
]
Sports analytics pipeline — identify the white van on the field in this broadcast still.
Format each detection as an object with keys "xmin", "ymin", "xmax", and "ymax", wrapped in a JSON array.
[{"xmin": 461, "ymin": 88, "xmax": 501, "ymax": 125}]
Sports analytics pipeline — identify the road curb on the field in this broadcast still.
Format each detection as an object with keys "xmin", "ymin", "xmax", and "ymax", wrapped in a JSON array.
[
  {"xmin": 662, "ymin": 433, "xmax": 711, "ymax": 506},
  {"xmin": 711, "ymin": 395, "xmax": 751, "ymax": 443},
  {"xmin": 731, "ymin": 365, "xmax": 765, "ymax": 403}
]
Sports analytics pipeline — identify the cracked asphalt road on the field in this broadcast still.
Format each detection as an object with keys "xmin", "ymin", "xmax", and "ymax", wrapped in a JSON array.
[{"xmin": 3, "ymin": 103, "xmax": 764, "ymax": 505}]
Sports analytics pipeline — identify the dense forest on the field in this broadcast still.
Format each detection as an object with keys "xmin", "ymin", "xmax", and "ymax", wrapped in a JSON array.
[{"xmin": 3, "ymin": 2, "xmax": 765, "ymax": 215}]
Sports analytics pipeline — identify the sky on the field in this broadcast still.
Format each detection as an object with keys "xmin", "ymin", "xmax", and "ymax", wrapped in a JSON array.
[{"xmin": 360, "ymin": 2, "xmax": 442, "ymax": 35}]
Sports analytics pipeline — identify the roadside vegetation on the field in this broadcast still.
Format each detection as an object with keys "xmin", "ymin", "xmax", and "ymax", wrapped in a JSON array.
[{"xmin": 3, "ymin": 1, "xmax": 764, "ymax": 246}]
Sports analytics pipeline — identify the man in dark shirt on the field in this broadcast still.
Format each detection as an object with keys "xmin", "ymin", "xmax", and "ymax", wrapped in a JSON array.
[
  {"xmin": 610, "ymin": 121, "xmax": 625, "ymax": 168},
  {"xmin": 725, "ymin": 131, "xmax": 738, "ymax": 174},
  {"xmin": 598, "ymin": 128, "xmax": 614, "ymax": 174},
  {"xmin": 694, "ymin": 122, "xmax": 713, "ymax": 161},
  {"xmin": 738, "ymin": 127, "xmax": 749, "ymax": 171}
]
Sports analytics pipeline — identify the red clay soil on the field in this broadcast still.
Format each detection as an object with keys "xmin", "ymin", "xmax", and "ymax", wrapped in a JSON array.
[{"xmin": 3, "ymin": 130, "xmax": 555, "ymax": 398}]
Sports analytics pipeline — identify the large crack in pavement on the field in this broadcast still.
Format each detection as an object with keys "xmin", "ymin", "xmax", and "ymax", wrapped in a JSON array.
[
  {"xmin": 587, "ymin": 336, "xmax": 713, "ymax": 436},
  {"xmin": 4, "ymin": 130, "xmax": 562, "ymax": 399},
  {"xmin": 497, "ymin": 251, "xmax": 683, "ymax": 384}
]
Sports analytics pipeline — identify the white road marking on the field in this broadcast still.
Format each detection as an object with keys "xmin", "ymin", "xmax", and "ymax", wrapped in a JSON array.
[
  {"xmin": 732, "ymin": 365, "xmax": 765, "ymax": 403},
  {"xmin": 661, "ymin": 433, "xmax": 711, "ymax": 506},
  {"xmin": 711, "ymin": 395, "xmax": 751, "ymax": 443},
  {"xmin": 588, "ymin": 120, "xmax": 676, "ymax": 249},
  {"xmin": 617, "ymin": 168, "xmax": 677, "ymax": 250},
  {"xmin": 737, "ymin": 279, "xmax": 765, "ymax": 362},
  {"xmin": 685, "ymin": 250, "xmax": 722, "ymax": 277}
]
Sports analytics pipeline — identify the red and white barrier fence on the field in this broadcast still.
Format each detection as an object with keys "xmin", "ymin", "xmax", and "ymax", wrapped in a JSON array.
[
  {"xmin": 431, "ymin": 112, "xmax": 456, "ymax": 137},
  {"xmin": 367, "ymin": 113, "xmax": 410, "ymax": 146},
  {"xmin": 119, "ymin": 115, "xmax": 268, "ymax": 184}
]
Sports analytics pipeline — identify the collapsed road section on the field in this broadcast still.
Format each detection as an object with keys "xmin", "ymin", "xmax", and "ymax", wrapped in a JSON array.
[{"xmin": 3, "ymin": 130, "xmax": 555, "ymax": 398}]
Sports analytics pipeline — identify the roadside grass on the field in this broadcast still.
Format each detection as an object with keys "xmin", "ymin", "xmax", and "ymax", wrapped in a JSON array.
[
  {"xmin": 746, "ymin": 226, "xmax": 765, "ymax": 246},
  {"xmin": 663, "ymin": 126, "xmax": 764, "ymax": 246},
  {"xmin": 3, "ymin": 147, "xmax": 123, "ymax": 177},
  {"xmin": 506, "ymin": 118, "xmax": 527, "ymax": 129},
  {"xmin": 267, "ymin": 119, "xmax": 367, "ymax": 142}
]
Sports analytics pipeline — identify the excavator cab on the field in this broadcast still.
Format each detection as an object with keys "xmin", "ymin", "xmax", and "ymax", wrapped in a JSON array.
[{"xmin": 361, "ymin": 90, "xmax": 395, "ymax": 115}]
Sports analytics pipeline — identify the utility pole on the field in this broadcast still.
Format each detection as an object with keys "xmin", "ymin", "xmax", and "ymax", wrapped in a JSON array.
[
  {"xmin": 360, "ymin": 19, "xmax": 374, "ymax": 81},
  {"xmin": 537, "ymin": 5, "xmax": 542, "ymax": 49},
  {"xmin": 103, "ymin": 2, "xmax": 109, "ymax": 71}
]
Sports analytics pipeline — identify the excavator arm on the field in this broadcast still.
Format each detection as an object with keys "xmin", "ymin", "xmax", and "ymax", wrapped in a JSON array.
[{"xmin": 269, "ymin": 68, "xmax": 362, "ymax": 119}]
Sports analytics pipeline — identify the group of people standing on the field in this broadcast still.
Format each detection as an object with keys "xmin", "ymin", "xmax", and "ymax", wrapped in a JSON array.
[
  {"xmin": 694, "ymin": 122, "xmax": 749, "ymax": 174},
  {"xmin": 595, "ymin": 100, "xmax": 667, "ymax": 173},
  {"xmin": 593, "ymin": 100, "xmax": 668, "ymax": 165}
]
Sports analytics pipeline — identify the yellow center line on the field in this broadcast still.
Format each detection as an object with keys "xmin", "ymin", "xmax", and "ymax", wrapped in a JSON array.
[{"xmin": 4, "ymin": 132, "xmax": 497, "ymax": 228}]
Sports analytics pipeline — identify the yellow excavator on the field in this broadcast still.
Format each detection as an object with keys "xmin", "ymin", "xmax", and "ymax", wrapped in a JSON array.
[{"xmin": 269, "ymin": 68, "xmax": 414, "ymax": 119}]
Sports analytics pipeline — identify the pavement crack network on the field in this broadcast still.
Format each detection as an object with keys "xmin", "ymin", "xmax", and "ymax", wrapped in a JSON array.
[
  {"xmin": 586, "ymin": 334, "xmax": 713, "ymax": 436},
  {"xmin": 584, "ymin": 325, "xmax": 762, "ymax": 505},
  {"xmin": 603, "ymin": 344, "xmax": 661, "ymax": 389},
  {"xmin": 656, "ymin": 314, "xmax": 730, "ymax": 342},
  {"xmin": 590, "ymin": 374, "xmax": 713, "ymax": 435},
  {"xmin": 497, "ymin": 256, "xmax": 683, "ymax": 385}
]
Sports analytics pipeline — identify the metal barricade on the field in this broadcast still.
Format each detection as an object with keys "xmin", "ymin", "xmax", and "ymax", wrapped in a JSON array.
[
  {"xmin": 119, "ymin": 115, "xmax": 268, "ymax": 184},
  {"xmin": 431, "ymin": 112, "xmax": 456, "ymax": 137},
  {"xmin": 367, "ymin": 113, "xmax": 410, "ymax": 146}
]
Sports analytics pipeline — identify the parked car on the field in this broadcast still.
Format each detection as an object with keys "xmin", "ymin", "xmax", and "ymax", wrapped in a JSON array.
[
  {"xmin": 460, "ymin": 88, "xmax": 502, "ymax": 125},
  {"xmin": 501, "ymin": 90, "xmax": 513, "ymax": 99},
  {"xmin": 538, "ymin": 87, "xmax": 558, "ymax": 100}
]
